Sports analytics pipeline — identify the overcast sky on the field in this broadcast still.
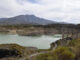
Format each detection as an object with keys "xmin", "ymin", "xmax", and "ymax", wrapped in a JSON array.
[{"xmin": 0, "ymin": 0, "xmax": 80, "ymax": 24}]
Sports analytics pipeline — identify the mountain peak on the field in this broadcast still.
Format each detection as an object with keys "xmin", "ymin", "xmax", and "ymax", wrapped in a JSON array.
[{"xmin": 0, "ymin": 14, "xmax": 57, "ymax": 25}]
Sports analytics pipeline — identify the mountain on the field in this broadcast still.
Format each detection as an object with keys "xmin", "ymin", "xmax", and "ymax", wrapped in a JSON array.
[{"xmin": 0, "ymin": 15, "xmax": 58, "ymax": 25}]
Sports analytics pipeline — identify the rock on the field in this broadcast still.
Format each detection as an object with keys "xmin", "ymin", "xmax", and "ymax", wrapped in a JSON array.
[
  {"xmin": 0, "ymin": 49, "xmax": 21, "ymax": 58},
  {"xmin": 50, "ymin": 37, "xmax": 73, "ymax": 50}
]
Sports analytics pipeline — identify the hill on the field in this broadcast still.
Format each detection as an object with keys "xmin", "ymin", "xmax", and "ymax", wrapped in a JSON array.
[{"xmin": 0, "ymin": 15, "xmax": 58, "ymax": 25}]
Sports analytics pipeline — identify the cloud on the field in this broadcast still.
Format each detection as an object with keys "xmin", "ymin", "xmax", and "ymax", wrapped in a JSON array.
[
  {"xmin": 27, "ymin": 0, "xmax": 38, "ymax": 3},
  {"xmin": 0, "ymin": 0, "xmax": 80, "ymax": 24}
]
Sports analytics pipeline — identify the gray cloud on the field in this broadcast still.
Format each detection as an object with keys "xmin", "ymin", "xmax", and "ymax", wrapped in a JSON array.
[{"xmin": 0, "ymin": 0, "xmax": 80, "ymax": 24}]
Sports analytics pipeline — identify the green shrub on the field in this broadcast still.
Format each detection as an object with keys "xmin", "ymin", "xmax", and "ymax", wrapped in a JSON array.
[
  {"xmin": 68, "ymin": 40, "xmax": 76, "ymax": 46},
  {"xmin": 37, "ymin": 53, "xmax": 49, "ymax": 60},
  {"xmin": 72, "ymin": 44, "xmax": 80, "ymax": 60},
  {"xmin": 53, "ymin": 47, "xmax": 75, "ymax": 60},
  {"xmin": 36, "ymin": 47, "xmax": 75, "ymax": 60}
]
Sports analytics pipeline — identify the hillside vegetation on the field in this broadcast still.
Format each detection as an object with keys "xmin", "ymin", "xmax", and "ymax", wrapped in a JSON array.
[{"xmin": 33, "ymin": 38, "xmax": 80, "ymax": 60}]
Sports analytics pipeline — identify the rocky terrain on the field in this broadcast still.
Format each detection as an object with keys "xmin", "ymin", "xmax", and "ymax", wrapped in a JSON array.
[
  {"xmin": 0, "ymin": 44, "xmax": 38, "ymax": 60},
  {"xmin": 0, "ymin": 24, "xmax": 79, "ymax": 36}
]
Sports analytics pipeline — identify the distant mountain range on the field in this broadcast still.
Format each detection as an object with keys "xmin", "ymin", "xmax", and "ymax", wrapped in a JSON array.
[{"xmin": 0, "ymin": 15, "xmax": 69, "ymax": 25}]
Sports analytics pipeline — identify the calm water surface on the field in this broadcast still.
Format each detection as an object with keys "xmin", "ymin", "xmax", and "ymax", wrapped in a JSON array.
[{"xmin": 0, "ymin": 34, "xmax": 62, "ymax": 49}]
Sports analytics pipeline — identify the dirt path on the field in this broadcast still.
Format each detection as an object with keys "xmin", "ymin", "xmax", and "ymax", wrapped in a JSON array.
[
  {"xmin": 27, "ymin": 51, "xmax": 49, "ymax": 60},
  {"xmin": 19, "ymin": 43, "xmax": 57, "ymax": 60},
  {"xmin": 19, "ymin": 51, "xmax": 49, "ymax": 60}
]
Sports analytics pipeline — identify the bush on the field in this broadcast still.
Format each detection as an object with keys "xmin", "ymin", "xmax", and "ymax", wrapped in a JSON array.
[
  {"xmin": 37, "ymin": 53, "xmax": 50, "ymax": 60},
  {"xmin": 72, "ymin": 44, "xmax": 80, "ymax": 60},
  {"xmin": 68, "ymin": 39, "xmax": 77, "ymax": 46},
  {"xmin": 36, "ymin": 47, "xmax": 75, "ymax": 60},
  {"xmin": 53, "ymin": 47, "xmax": 75, "ymax": 60}
]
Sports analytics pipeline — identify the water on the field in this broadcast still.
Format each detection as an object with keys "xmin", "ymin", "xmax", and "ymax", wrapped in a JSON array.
[{"xmin": 0, "ymin": 34, "xmax": 62, "ymax": 49}]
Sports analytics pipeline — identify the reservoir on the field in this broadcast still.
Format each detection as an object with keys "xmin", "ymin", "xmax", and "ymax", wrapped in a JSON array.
[{"xmin": 0, "ymin": 34, "xmax": 62, "ymax": 49}]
